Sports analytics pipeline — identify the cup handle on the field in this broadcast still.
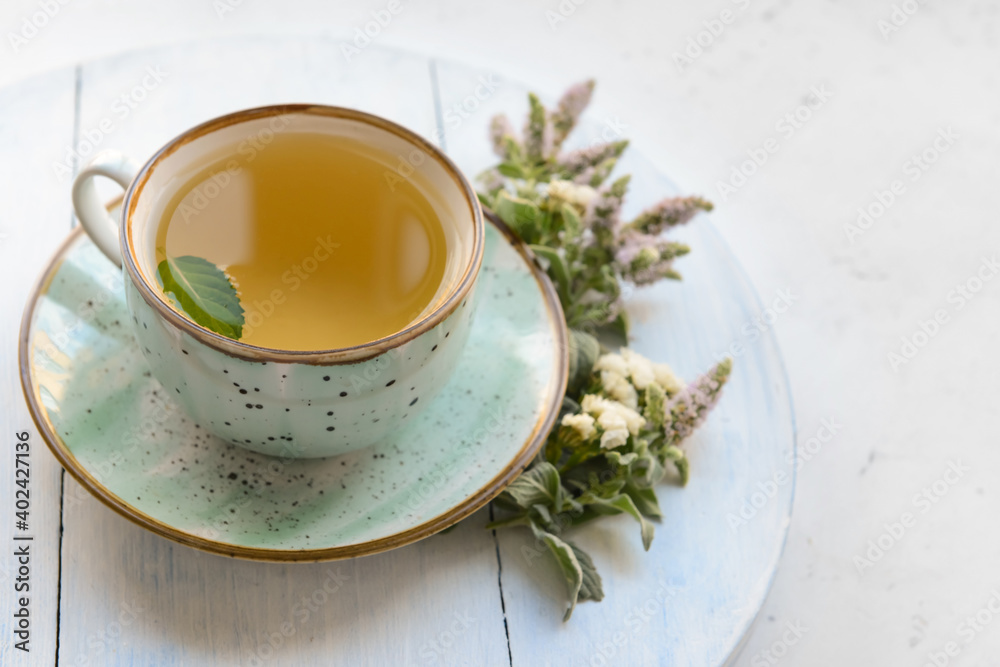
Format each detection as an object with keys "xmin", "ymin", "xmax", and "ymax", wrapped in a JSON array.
[{"xmin": 71, "ymin": 151, "xmax": 140, "ymax": 267}]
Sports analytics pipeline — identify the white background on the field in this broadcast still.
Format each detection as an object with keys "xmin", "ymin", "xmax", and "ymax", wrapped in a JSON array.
[{"xmin": 3, "ymin": 1, "xmax": 999, "ymax": 665}]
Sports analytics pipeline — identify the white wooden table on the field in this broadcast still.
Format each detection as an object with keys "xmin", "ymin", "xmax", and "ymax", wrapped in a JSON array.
[{"xmin": 0, "ymin": 35, "xmax": 795, "ymax": 666}]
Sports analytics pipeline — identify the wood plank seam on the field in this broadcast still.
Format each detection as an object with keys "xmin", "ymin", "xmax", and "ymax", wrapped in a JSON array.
[
  {"xmin": 430, "ymin": 55, "xmax": 514, "ymax": 666},
  {"xmin": 54, "ymin": 63, "xmax": 83, "ymax": 667},
  {"xmin": 489, "ymin": 505, "xmax": 514, "ymax": 667}
]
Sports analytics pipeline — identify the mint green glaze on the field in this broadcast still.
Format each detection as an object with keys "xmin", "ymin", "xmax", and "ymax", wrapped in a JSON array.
[{"xmin": 26, "ymin": 222, "xmax": 562, "ymax": 552}]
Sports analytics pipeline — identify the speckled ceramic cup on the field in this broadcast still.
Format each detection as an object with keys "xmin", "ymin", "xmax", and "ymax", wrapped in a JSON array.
[{"xmin": 70, "ymin": 105, "xmax": 484, "ymax": 458}]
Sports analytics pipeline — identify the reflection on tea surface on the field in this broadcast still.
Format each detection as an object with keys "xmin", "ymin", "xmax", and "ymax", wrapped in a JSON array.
[{"xmin": 155, "ymin": 131, "xmax": 447, "ymax": 350}]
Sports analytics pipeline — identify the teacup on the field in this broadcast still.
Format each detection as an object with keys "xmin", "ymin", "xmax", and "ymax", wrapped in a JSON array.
[{"xmin": 71, "ymin": 105, "xmax": 484, "ymax": 458}]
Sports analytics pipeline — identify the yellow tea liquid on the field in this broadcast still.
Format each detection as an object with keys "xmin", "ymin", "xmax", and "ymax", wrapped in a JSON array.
[{"xmin": 155, "ymin": 131, "xmax": 447, "ymax": 351}]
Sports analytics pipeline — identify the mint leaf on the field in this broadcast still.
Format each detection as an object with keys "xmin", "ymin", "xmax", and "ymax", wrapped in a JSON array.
[
  {"xmin": 566, "ymin": 329, "xmax": 600, "ymax": 395},
  {"xmin": 502, "ymin": 461, "xmax": 562, "ymax": 509},
  {"xmin": 529, "ymin": 523, "xmax": 582, "ymax": 621},
  {"xmin": 528, "ymin": 522, "xmax": 604, "ymax": 620},
  {"xmin": 560, "ymin": 202, "xmax": 582, "ymax": 237},
  {"xmin": 570, "ymin": 541, "xmax": 604, "ymax": 605},
  {"xmin": 530, "ymin": 244, "xmax": 570, "ymax": 306},
  {"xmin": 624, "ymin": 481, "xmax": 663, "ymax": 520},
  {"xmin": 605, "ymin": 451, "xmax": 638, "ymax": 468},
  {"xmin": 157, "ymin": 255, "xmax": 245, "ymax": 340},
  {"xmin": 494, "ymin": 191, "xmax": 542, "ymax": 241},
  {"xmin": 600, "ymin": 494, "xmax": 655, "ymax": 551},
  {"xmin": 577, "ymin": 490, "xmax": 655, "ymax": 551},
  {"xmin": 663, "ymin": 445, "xmax": 690, "ymax": 486},
  {"xmin": 496, "ymin": 162, "xmax": 526, "ymax": 178}
]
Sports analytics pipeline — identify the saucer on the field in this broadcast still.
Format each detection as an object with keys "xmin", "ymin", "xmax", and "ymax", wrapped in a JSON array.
[{"xmin": 19, "ymin": 212, "xmax": 567, "ymax": 561}]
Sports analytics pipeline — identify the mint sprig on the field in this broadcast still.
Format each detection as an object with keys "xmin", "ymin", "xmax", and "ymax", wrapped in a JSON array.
[
  {"xmin": 156, "ymin": 255, "xmax": 245, "ymax": 340},
  {"xmin": 481, "ymin": 81, "xmax": 731, "ymax": 620}
]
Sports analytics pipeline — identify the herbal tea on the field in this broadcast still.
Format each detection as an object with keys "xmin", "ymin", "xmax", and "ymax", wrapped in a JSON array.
[{"xmin": 154, "ymin": 131, "xmax": 447, "ymax": 351}]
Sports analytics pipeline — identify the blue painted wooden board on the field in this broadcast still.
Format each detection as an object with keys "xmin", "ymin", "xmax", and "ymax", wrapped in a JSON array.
[{"xmin": 0, "ymin": 35, "xmax": 794, "ymax": 666}]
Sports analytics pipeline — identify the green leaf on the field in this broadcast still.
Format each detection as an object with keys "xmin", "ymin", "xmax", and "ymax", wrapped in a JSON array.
[
  {"xmin": 157, "ymin": 255, "xmax": 244, "ymax": 339},
  {"xmin": 502, "ymin": 461, "xmax": 562, "ymax": 509},
  {"xmin": 590, "ymin": 494, "xmax": 655, "ymax": 551},
  {"xmin": 566, "ymin": 329, "xmax": 600, "ymax": 395},
  {"xmin": 495, "ymin": 191, "xmax": 542, "ymax": 241},
  {"xmin": 497, "ymin": 162, "xmax": 525, "ymax": 178},
  {"xmin": 530, "ymin": 244, "xmax": 570, "ymax": 305},
  {"xmin": 605, "ymin": 451, "xmax": 637, "ymax": 468},
  {"xmin": 569, "ymin": 540, "xmax": 604, "ymax": 604},
  {"xmin": 560, "ymin": 202, "xmax": 582, "ymax": 237},
  {"xmin": 624, "ymin": 481, "xmax": 663, "ymax": 519},
  {"xmin": 532, "ymin": 503, "xmax": 555, "ymax": 529},
  {"xmin": 561, "ymin": 396, "xmax": 581, "ymax": 417},
  {"xmin": 629, "ymin": 450, "xmax": 666, "ymax": 488},
  {"xmin": 528, "ymin": 523, "xmax": 602, "ymax": 620},
  {"xmin": 663, "ymin": 445, "xmax": 690, "ymax": 486},
  {"xmin": 595, "ymin": 312, "xmax": 629, "ymax": 349},
  {"xmin": 484, "ymin": 513, "xmax": 531, "ymax": 530}
]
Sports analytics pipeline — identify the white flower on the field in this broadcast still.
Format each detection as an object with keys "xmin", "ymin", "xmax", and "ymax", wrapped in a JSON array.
[
  {"xmin": 594, "ymin": 352, "xmax": 628, "ymax": 377},
  {"xmin": 547, "ymin": 179, "xmax": 598, "ymax": 208},
  {"xmin": 597, "ymin": 349, "xmax": 659, "ymax": 392},
  {"xmin": 652, "ymin": 362, "xmax": 684, "ymax": 395},
  {"xmin": 580, "ymin": 394, "xmax": 645, "ymax": 436},
  {"xmin": 620, "ymin": 348, "xmax": 656, "ymax": 390},
  {"xmin": 580, "ymin": 394, "xmax": 603, "ymax": 415},
  {"xmin": 561, "ymin": 413, "xmax": 597, "ymax": 441},
  {"xmin": 600, "ymin": 370, "xmax": 638, "ymax": 410},
  {"xmin": 597, "ymin": 411, "xmax": 629, "ymax": 449}
]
